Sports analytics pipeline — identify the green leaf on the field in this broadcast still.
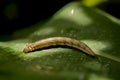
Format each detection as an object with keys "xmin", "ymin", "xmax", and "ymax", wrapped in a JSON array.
[
  {"xmin": 0, "ymin": 2, "xmax": 120, "ymax": 80},
  {"xmin": 81, "ymin": 0, "xmax": 108, "ymax": 7}
]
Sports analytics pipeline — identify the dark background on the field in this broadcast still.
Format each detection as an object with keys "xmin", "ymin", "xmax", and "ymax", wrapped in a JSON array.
[{"xmin": 0, "ymin": 0, "xmax": 120, "ymax": 35}]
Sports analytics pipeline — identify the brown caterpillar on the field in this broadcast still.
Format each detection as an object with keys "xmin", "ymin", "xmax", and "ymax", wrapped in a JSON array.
[{"xmin": 23, "ymin": 37, "xmax": 95, "ymax": 56}]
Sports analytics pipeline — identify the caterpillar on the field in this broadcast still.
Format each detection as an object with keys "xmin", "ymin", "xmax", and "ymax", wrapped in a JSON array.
[{"xmin": 23, "ymin": 37, "xmax": 95, "ymax": 56}]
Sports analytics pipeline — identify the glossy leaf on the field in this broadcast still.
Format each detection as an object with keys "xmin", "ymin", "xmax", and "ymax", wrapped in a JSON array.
[{"xmin": 0, "ymin": 2, "xmax": 120, "ymax": 80}]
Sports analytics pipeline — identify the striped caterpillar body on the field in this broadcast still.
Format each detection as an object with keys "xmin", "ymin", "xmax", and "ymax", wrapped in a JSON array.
[{"xmin": 23, "ymin": 37, "xmax": 95, "ymax": 56}]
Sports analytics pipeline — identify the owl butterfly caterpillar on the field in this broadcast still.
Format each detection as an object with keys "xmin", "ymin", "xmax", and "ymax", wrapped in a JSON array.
[{"xmin": 23, "ymin": 37, "xmax": 95, "ymax": 56}]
